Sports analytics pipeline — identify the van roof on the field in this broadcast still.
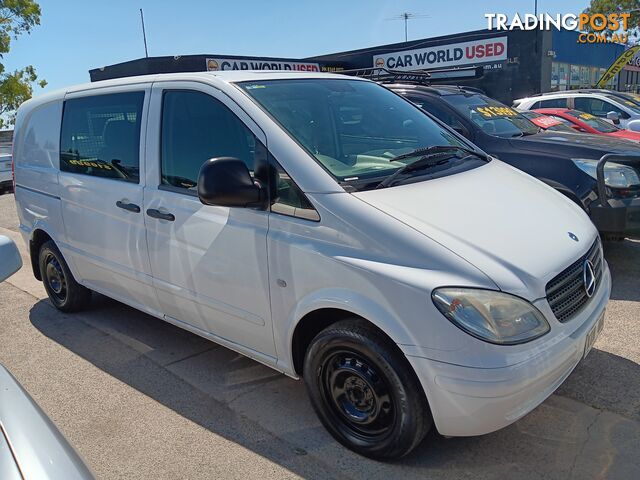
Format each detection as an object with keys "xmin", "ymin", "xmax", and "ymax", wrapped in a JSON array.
[{"xmin": 20, "ymin": 71, "xmax": 363, "ymax": 110}]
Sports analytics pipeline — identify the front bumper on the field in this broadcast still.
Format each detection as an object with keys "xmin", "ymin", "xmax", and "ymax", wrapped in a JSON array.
[
  {"xmin": 590, "ymin": 196, "xmax": 640, "ymax": 238},
  {"xmin": 406, "ymin": 263, "xmax": 611, "ymax": 437}
]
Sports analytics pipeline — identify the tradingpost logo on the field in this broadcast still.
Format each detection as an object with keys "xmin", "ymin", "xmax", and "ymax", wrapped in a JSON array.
[{"xmin": 485, "ymin": 12, "xmax": 633, "ymax": 44}]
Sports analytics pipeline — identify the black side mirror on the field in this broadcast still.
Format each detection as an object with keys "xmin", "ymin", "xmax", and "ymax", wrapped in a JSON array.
[{"xmin": 197, "ymin": 157, "xmax": 266, "ymax": 208}]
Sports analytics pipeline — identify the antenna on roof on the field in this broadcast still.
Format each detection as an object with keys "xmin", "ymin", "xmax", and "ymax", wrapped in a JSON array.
[
  {"xmin": 140, "ymin": 8, "xmax": 149, "ymax": 58},
  {"xmin": 385, "ymin": 12, "xmax": 430, "ymax": 42}
]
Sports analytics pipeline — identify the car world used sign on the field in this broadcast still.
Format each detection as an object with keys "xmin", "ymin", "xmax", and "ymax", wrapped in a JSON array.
[
  {"xmin": 206, "ymin": 58, "xmax": 320, "ymax": 71},
  {"xmin": 373, "ymin": 36, "xmax": 508, "ymax": 71}
]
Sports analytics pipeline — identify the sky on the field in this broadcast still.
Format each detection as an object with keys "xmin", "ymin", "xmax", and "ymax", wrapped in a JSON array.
[{"xmin": 6, "ymin": 0, "xmax": 591, "ymax": 94}]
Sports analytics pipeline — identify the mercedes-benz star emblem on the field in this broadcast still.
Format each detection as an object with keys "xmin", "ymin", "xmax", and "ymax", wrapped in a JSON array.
[
  {"xmin": 568, "ymin": 232, "xmax": 579, "ymax": 242},
  {"xmin": 583, "ymin": 260, "xmax": 596, "ymax": 298}
]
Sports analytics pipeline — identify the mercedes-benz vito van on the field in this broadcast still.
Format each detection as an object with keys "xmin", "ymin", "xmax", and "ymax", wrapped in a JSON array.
[{"xmin": 13, "ymin": 72, "xmax": 610, "ymax": 459}]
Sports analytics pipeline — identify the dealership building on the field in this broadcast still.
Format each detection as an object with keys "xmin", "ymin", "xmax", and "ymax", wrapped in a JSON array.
[{"xmin": 90, "ymin": 28, "xmax": 638, "ymax": 104}]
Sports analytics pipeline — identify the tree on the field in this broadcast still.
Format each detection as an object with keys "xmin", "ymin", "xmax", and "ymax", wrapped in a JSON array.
[
  {"xmin": 583, "ymin": 1, "xmax": 640, "ymax": 45},
  {"xmin": 0, "ymin": 0, "xmax": 46, "ymax": 129}
]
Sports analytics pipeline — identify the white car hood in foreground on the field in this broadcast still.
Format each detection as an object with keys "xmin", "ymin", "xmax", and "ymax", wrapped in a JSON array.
[{"xmin": 353, "ymin": 159, "xmax": 598, "ymax": 300}]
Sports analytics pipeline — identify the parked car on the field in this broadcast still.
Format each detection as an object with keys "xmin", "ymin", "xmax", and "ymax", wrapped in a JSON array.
[
  {"xmin": 513, "ymin": 90, "xmax": 640, "ymax": 131},
  {"xmin": 0, "ymin": 235, "xmax": 92, "ymax": 479},
  {"xmin": 519, "ymin": 110, "xmax": 577, "ymax": 133},
  {"xmin": 388, "ymin": 83, "xmax": 640, "ymax": 240},
  {"xmin": 13, "ymin": 72, "xmax": 610, "ymax": 459},
  {"xmin": 531, "ymin": 108, "xmax": 640, "ymax": 142},
  {"xmin": 0, "ymin": 144, "xmax": 13, "ymax": 194}
]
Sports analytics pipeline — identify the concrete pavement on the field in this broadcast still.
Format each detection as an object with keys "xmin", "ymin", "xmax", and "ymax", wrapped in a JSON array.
[{"xmin": 0, "ymin": 192, "xmax": 639, "ymax": 479}]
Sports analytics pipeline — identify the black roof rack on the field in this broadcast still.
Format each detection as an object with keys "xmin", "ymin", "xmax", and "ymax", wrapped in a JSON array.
[
  {"xmin": 340, "ymin": 67, "xmax": 432, "ymax": 84},
  {"xmin": 340, "ymin": 65, "xmax": 483, "ymax": 86}
]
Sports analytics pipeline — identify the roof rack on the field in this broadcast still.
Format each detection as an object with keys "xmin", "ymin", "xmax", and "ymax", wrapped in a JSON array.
[
  {"xmin": 340, "ymin": 67, "xmax": 431, "ymax": 84},
  {"xmin": 340, "ymin": 65, "xmax": 483, "ymax": 85}
]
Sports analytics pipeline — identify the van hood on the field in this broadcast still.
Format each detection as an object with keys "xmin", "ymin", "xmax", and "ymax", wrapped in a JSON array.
[
  {"xmin": 353, "ymin": 159, "xmax": 598, "ymax": 300},
  {"xmin": 510, "ymin": 131, "xmax": 640, "ymax": 157}
]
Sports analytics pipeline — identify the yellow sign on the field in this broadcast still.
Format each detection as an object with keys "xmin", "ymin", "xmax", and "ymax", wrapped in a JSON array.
[
  {"xmin": 596, "ymin": 45, "xmax": 640, "ymax": 88},
  {"xmin": 579, "ymin": 113, "xmax": 596, "ymax": 120},
  {"xmin": 476, "ymin": 106, "xmax": 519, "ymax": 118}
]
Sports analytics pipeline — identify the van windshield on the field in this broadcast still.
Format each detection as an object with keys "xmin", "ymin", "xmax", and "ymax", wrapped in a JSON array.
[
  {"xmin": 238, "ymin": 79, "xmax": 485, "ymax": 188},
  {"xmin": 446, "ymin": 94, "xmax": 540, "ymax": 138}
]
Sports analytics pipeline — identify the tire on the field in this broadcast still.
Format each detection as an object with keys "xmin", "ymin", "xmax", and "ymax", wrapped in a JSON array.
[
  {"xmin": 303, "ymin": 319, "xmax": 432, "ymax": 460},
  {"xmin": 39, "ymin": 240, "xmax": 91, "ymax": 312}
]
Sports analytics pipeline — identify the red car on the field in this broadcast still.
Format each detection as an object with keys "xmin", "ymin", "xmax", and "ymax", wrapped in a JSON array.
[{"xmin": 533, "ymin": 108, "xmax": 640, "ymax": 142}]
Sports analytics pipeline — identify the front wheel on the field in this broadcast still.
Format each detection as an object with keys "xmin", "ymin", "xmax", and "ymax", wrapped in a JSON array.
[{"xmin": 303, "ymin": 319, "xmax": 432, "ymax": 459}]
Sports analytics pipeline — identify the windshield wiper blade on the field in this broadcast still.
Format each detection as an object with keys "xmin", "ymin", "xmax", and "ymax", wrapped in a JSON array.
[
  {"xmin": 388, "ymin": 145, "xmax": 485, "ymax": 163},
  {"xmin": 377, "ymin": 155, "xmax": 453, "ymax": 189}
]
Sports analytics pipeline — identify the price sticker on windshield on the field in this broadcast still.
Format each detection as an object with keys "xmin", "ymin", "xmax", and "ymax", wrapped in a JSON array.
[
  {"xmin": 476, "ymin": 106, "xmax": 519, "ymax": 118},
  {"xmin": 579, "ymin": 113, "xmax": 596, "ymax": 120},
  {"xmin": 530, "ymin": 116, "xmax": 562, "ymax": 128}
]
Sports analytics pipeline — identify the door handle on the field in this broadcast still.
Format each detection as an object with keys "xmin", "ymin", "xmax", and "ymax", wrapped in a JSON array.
[
  {"xmin": 116, "ymin": 200, "xmax": 141, "ymax": 213},
  {"xmin": 146, "ymin": 208, "xmax": 175, "ymax": 221}
]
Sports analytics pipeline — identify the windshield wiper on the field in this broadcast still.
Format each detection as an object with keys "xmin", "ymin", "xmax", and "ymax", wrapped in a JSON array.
[
  {"xmin": 377, "ymin": 146, "xmax": 485, "ymax": 189},
  {"xmin": 387, "ymin": 145, "xmax": 484, "ymax": 163}
]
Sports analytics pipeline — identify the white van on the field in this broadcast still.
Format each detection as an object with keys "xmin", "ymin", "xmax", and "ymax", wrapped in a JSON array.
[{"xmin": 13, "ymin": 72, "xmax": 610, "ymax": 459}]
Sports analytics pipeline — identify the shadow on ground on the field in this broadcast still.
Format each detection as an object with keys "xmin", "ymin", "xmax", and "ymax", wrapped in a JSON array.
[
  {"xmin": 604, "ymin": 238, "xmax": 640, "ymax": 303},
  {"xmin": 29, "ymin": 292, "xmax": 640, "ymax": 480}
]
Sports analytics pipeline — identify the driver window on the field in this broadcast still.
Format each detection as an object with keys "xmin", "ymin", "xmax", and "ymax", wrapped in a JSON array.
[
  {"xmin": 574, "ymin": 98, "xmax": 625, "ymax": 118},
  {"xmin": 415, "ymin": 100, "xmax": 469, "ymax": 138}
]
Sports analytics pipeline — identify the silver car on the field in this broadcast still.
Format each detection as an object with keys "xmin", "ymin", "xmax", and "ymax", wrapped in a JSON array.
[{"xmin": 0, "ymin": 236, "xmax": 93, "ymax": 479}]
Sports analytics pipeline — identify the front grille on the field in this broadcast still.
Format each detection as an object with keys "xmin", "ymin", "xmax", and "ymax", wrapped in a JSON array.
[{"xmin": 546, "ymin": 238, "xmax": 603, "ymax": 323}]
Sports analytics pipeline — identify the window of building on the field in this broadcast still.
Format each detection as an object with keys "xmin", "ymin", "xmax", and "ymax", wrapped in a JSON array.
[{"xmin": 60, "ymin": 92, "xmax": 144, "ymax": 183}]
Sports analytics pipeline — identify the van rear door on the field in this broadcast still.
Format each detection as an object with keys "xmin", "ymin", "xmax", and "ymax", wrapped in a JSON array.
[{"xmin": 58, "ymin": 86, "xmax": 160, "ymax": 314}]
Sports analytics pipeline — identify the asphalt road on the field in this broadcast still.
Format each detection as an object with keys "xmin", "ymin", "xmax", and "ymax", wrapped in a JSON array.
[{"xmin": 0, "ymin": 192, "xmax": 639, "ymax": 479}]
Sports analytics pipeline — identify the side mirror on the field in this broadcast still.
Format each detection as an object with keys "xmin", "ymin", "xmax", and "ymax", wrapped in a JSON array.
[
  {"xmin": 0, "ymin": 236, "xmax": 22, "ymax": 282},
  {"xmin": 197, "ymin": 157, "xmax": 266, "ymax": 208},
  {"xmin": 606, "ymin": 111, "xmax": 621, "ymax": 124}
]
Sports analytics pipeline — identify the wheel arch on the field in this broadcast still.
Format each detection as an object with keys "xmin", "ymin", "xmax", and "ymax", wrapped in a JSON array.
[
  {"xmin": 286, "ymin": 290, "xmax": 417, "ymax": 377},
  {"xmin": 29, "ymin": 228, "xmax": 55, "ymax": 281}
]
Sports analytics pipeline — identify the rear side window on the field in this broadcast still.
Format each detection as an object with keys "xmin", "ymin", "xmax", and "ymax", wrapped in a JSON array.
[
  {"xmin": 60, "ymin": 92, "xmax": 144, "ymax": 183},
  {"xmin": 161, "ymin": 90, "xmax": 258, "ymax": 191},
  {"xmin": 531, "ymin": 98, "xmax": 567, "ymax": 109}
]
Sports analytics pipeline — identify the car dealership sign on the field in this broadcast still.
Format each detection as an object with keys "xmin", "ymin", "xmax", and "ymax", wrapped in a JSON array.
[
  {"xmin": 206, "ymin": 57, "xmax": 320, "ymax": 71},
  {"xmin": 373, "ymin": 37, "xmax": 508, "ymax": 71}
]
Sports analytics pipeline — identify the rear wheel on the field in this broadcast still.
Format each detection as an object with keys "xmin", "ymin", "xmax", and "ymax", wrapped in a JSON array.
[
  {"xmin": 39, "ymin": 240, "xmax": 91, "ymax": 312},
  {"xmin": 303, "ymin": 319, "xmax": 432, "ymax": 459}
]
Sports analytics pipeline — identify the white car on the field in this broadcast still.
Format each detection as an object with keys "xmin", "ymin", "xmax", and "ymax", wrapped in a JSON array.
[
  {"xmin": 0, "ymin": 144, "xmax": 13, "ymax": 194},
  {"xmin": 514, "ymin": 90, "xmax": 640, "ymax": 132},
  {"xmin": 12, "ymin": 72, "xmax": 610, "ymax": 459}
]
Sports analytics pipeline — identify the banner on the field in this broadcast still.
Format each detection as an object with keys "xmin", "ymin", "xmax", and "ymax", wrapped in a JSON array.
[
  {"xmin": 596, "ymin": 45, "xmax": 640, "ymax": 88},
  {"xmin": 373, "ymin": 37, "xmax": 508, "ymax": 71},
  {"xmin": 206, "ymin": 58, "xmax": 320, "ymax": 71}
]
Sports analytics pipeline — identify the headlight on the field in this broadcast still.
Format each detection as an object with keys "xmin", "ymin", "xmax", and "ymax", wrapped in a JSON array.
[
  {"xmin": 432, "ymin": 288, "xmax": 550, "ymax": 345},
  {"xmin": 572, "ymin": 158, "xmax": 640, "ymax": 188}
]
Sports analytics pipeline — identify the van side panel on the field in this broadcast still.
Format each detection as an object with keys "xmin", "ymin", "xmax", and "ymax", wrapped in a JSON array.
[{"xmin": 13, "ymin": 100, "xmax": 69, "ymax": 258}]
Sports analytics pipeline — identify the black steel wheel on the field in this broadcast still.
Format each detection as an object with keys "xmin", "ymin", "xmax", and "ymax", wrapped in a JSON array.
[
  {"xmin": 39, "ymin": 240, "xmax": 91, "ymax": 312},
  {"xmin": 304, "ymin": 319, "xmax": 432, "ymax": 459}
]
